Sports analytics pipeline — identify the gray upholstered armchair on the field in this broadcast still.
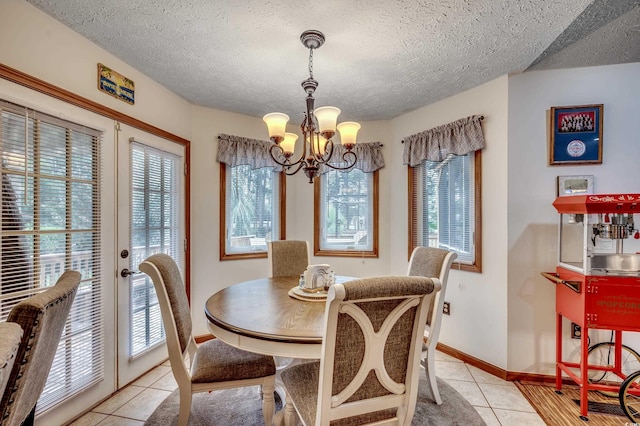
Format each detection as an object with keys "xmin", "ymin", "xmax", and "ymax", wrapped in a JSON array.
[
  {"xmin": 0, "ymin": 323, "xmax": 22, "ymax": 405},
  {"xmin": 0, "ymin": 270, "xmax": 80, "ymax": 426}
]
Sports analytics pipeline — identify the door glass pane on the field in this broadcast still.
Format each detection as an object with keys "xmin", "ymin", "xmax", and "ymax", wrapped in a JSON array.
[
  {"xmin": 129, "ymin": 142, "xmax": 183, "ymax": 357},
  {"xmin": 0, "ymin": 100, "xmax": 104, "ymax": 412}
]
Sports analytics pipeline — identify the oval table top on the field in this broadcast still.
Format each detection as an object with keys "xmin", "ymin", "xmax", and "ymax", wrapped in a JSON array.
[{"xmin": 205, "ymin": 276, "xmax": 334, "ymax": 358}]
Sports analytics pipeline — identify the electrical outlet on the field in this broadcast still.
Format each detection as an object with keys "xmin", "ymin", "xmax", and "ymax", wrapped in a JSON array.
[
  {"xmin": 443, "ymin": 301, "xmax": 451, "ymax": 315},
  {"xmin": 571, "ymin": 322, "xmax": 581, "ymax": 339}
]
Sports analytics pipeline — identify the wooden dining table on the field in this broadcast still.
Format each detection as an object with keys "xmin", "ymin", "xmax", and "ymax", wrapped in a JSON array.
[{"xmin": 205, "ymin": 275, "xmax": 352, "ymax": 359}]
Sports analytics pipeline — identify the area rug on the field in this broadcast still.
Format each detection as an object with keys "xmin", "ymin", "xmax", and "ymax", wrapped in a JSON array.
[
  {"xmin": 145, "ymin": 373, "xmax": 486, "ymax": 425},
  {"xmin": 515, "ymin": 381, "xmax": 628, "ymax": 425}
]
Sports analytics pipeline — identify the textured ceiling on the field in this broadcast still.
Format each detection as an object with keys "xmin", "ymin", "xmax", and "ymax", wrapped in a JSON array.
[{"xmin": 26, "ymin": 0, "xmax": 640, "ymax": 121}]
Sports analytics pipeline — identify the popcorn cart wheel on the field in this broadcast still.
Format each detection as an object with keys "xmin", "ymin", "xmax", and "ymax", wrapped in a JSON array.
[
  {"xmin": 587, "ymin": 340, "xmax": 640, "ymax": 397},
  {"xmin": 619, "ymin": 370, "xmax": 640, "ymax": 422}
]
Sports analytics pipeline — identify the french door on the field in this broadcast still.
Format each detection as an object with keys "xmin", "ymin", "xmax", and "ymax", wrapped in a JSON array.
[{"xmin": 116, "ymin": 123, "xmax": 186, "ymax": 386}]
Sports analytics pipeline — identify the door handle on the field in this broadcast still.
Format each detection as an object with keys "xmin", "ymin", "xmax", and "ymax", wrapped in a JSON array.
[{"xmin": 120, "ymin": 268, "xmax": 141, "ymax": 278}]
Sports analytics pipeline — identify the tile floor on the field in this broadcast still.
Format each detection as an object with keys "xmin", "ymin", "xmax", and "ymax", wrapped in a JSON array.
[{"xmin": 68, "ymin": 351, "xmax": 546, "ymax": 426}]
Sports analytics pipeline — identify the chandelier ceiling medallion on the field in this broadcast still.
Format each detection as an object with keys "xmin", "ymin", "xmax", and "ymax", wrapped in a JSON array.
[{"xmin": 263, "ymin": 30, "xmax": 360, "ymax": 183}]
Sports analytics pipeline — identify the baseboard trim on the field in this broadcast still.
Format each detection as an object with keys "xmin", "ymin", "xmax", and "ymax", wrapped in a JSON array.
[{"xmin": 436, "ymin": 342, "xmax": 568, "ymax": 384}]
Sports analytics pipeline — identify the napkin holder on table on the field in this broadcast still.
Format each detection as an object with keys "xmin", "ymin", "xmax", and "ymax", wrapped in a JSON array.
[{"xmin": 304, "ymin": 264, "xmax": 331, "ymax": 290}]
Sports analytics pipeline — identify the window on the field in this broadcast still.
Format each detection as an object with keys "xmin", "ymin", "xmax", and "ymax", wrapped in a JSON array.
[
  {"xmin": 220, "ymin": 163, "xmax": 285, "ymax": 259},
  {"xmin": 315, "ymin": 169, "xmax": 379, "ymax": 257},
  {"xmin": 129, "ymin": 142, "xmax": 184, "ymax": 356},
  {"xmin": 0, "ymin": 99, "xmax": 104, "ymax": 411},
  {"xmin": 409, "ymin": 150, "xmax": 482, "ymax": 272}
]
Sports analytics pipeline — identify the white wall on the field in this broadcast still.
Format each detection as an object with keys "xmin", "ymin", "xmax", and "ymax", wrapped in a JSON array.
[
  {"xmin": 390, "ymin": 76, "xmax": 510, "ymax": 368},
  {"xmin": 0, "ymin": 0, "xmax": 191, "ymax": 139},
  {"xmin": 507, "ymin": 62, "xmax": 640, "ymax": 374}
]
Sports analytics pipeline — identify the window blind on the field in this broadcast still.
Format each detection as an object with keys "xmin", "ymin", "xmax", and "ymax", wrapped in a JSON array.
[
  {"xmin": 0, "ymin": 99, "xmax": 104, "ymax": 411},
  {"xmin": 421, "ymin": 153, "xmax": 475, "ymax": 264},
  {"xmin": 224, "ymin": 164, "xmax": 279, "ymax": 255},
  {"xmin": 129, "ymin": 141, "xmax": 183, "ymax": 357},
  {"xmin": 319, "ymin": 169, "xmax": 373, "ymax": 251}
]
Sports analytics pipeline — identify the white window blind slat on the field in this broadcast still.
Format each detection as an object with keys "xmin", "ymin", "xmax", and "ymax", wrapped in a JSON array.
[{"xmin": 0, "ymin": 98, "xmax": 104, "ymax": 412}]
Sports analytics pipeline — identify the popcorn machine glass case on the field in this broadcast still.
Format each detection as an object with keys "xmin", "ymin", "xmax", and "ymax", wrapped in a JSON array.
[{"xmin": 543, "ymin": 194, "xmax": 640, "ymax": 420}]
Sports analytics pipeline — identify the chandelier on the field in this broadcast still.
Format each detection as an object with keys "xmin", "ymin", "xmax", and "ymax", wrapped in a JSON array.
[{"xmin": 263, "ymin": 30, "xmax": 360, "ymax": 183}]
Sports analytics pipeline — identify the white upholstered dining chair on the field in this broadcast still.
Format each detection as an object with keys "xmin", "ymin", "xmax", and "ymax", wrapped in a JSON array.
[
  {"xmin": 267, "ymin": 240, "xmax": 310, "ymax": 277},
  {"xmin": 140, "ymin": 254, "xmax": 276, "ymax": 426},
  {"xmin": 280, "ymin": 275, "xmax": 440, "ymax": 425},
  {"xmin": 407, "ymin": 246, "xmax": 457, "ymax": 405}
]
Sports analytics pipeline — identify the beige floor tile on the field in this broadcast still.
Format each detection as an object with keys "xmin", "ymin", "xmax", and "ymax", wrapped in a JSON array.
[
  {"xmin": 131, "ymin": 365, "xmax": 172, "ymax": 387},
  {"xmin": 467, "ymin": 364, "xmax": 510, "ymax": 385},
  {"xmin": 434, "ymin": 359, "xmax": 474, "ymax": 381},
  {"xmin": 478, "ymin": 382, "xmax": 536, "ymax": 412},
  {"xmin": 66, "ymin": 411, "xmax": 108, "ymax": 426},
  {"xmin": 112, "ymin": 388, "xmax": 172, "ymax": 421},
  {"xmin": 149, "ymin": 370, "xmax": 178, "ymax": 391},
  {"xmin": 473, "ymin": 406, "xmax": 501, "ymax": 426},
  {"xmin": 92, "ymin": 386, "xmax": 145, "ymax": 415},
  {"xmin": 444, "ymin": 378, "xmax": 489, "ymax": 407},
  {"xmin": 434, "ymin": 350, "xmax": 463, "ymax": 363},
  {"xmin": 492, "ymin": 408, "xmax": 547, "ymax": 425},
  {"xmin": 92, "ymin": 416, "xmax": 145, "ymax": 426}
]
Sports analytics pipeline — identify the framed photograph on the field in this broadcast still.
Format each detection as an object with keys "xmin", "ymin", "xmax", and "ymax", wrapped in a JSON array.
[
  {"xmin": 556, "ymin": 175, "xmax": 593, "ymax": 197},
  {"xmin": 549, "ymin": 104, "xmax": 603, "ymax": 165}
]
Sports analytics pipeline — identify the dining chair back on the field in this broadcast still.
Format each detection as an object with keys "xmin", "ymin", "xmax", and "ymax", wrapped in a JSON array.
[
  {"xmin": 407, "ymin": 246, "xmax": 457, "ymax": 404},
  {"xmin": 267, "ymin": 240, "xmax": 310, "ymax": 277},
  {"xmin": 0, "ymin": 270, "xmax": 80, "ymax": 426},
  {"xmin": 0, "ymin": 323, "xmax": 22, "ymax": 407},
  {"xmin": 281, "ymin": 275, "xmax": 440, "ymax": 425},
  {"xmin": 140, "ymin": 254, "xmax": 276, "ymax": 426}
]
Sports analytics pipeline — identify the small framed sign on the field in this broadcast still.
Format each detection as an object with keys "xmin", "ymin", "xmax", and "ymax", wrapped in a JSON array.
[
  {"xmin": 548, "ymin": 104, "xmax": 603, "ymax": 165},
  {"xmin": 97, "ymin": 63, "xmax": 135, "ymax": 105}
]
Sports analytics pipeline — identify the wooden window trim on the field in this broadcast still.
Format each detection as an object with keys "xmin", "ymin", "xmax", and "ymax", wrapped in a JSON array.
[
  {"xmin": 219, "ymin": 162, "xmax": 286, "ymax": 260},
  {"xmin": 407, "ymin": 150, "xmax": 482, "ymax": 273},
  {"xmin": 313, "ymin": 170, "xmax": 379, "ymax": 258}
]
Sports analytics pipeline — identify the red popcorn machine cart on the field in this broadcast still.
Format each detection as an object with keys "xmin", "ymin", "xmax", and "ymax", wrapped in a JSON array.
[{"xmin": 542, "ymin": 193, "xmax": 640, "ymax": 420}]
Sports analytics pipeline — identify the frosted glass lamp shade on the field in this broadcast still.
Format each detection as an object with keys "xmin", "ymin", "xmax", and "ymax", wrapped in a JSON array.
[
  {"xmin": 280, "ymin": 132, "xmax": 299, "ymax": 156},
  {"xmin": 337, "ymin": 122, "xmax": 360, "ymax": 148},
  {"xmin": 314, "ymin": 106, "xmax": 340, "ymax": 138},
  {"xmin": 312, "ymin": 135, "xmax": 328, "ymax": 156},
  {"xmin": 263, "ymin": 113, "xmax": 289, "ymax": 142}
]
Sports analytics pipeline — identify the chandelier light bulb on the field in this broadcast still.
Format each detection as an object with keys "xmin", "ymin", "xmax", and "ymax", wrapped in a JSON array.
[
  {"xmin": 263, "ymin": 112, "xmax": 289, "ymax": 143},
  {"xmin": 337, "ymin": 122, "xmax": 361, "ymax": 148},
  {"xmin": 313, "ymin": 106, "xmax": 341, "ymax": 139},
  {"xmin": 280, "ymin": 132, "xmax": 299, "ymax": 157},
  {"xmin": 313, "ymin": 134, "xmax": 328, "ymax": 156}
]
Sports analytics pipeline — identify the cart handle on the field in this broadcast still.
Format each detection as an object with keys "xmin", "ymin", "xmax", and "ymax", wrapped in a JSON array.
[{"xmin": 540, "ymin": 272, "xmax": 581, "ymax": 293}]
